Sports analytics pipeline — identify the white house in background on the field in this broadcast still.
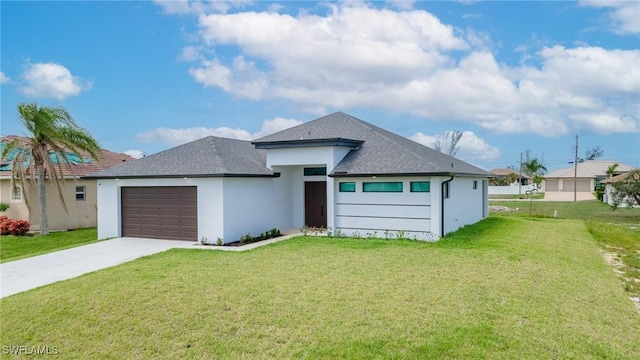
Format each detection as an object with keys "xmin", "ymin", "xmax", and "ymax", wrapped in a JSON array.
[
  {"xmin": 543, "ymin": 160, "xmax": 633, "ymax": 194},
  {"xmin": 87, "ymin": 112, "xmax": 491, "ymax": 243},
  {"xmin": 601, "ymin": 171, "xmax": 639, "ymax": 207}
]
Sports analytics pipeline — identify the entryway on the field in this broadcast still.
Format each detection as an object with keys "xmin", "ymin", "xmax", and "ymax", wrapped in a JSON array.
[{"xmin": 304, "ymin": 181, "xmax": 327, "ymax": 228}]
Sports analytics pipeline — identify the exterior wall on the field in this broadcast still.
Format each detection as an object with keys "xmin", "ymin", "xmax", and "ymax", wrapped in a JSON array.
[
  {"xmin": 334, "ymin": 176, "xmax": 437, "ymax": 241},
  {"xmin": 0, "ymin": 178, "xmax": 98, "ymax": 231},
  {"xmin": 604, "ymin": 183, "xmax": 639, "ymax": 207},
  {"xmin": 544, "ymin": 178, "xmax": 594, "ymax": 192},
  {"xmin": 0, "ymin": 179, "xmax": 30, "ymax": 222},
  {"xmin": 443, "ymin": 176, "xmax": 487, "ymax": 236},
  {"xmin": 489, "ymin": 184, "xmax": 536, "ymax": 195},
  {"xmin": 222, "ymin": 177, "xmax": 291, "ymax": 243},
  {"xmin": 266, "ymin": 146, "xmax": 352, "ymax": 231},
  {"xmin": 96, "ymin": 178, "xmax": 224, "ymax": 241}
]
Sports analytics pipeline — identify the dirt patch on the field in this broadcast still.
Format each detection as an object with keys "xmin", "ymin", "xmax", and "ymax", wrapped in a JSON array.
[{"xmin": 600, "ymin": 249, "xmax": 640, "ymax": 312}]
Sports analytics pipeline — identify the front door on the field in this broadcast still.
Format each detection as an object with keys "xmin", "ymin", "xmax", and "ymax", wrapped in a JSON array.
[{"xmin": 305, "ymin": 181, "xmax": 327, "ymax": 228}]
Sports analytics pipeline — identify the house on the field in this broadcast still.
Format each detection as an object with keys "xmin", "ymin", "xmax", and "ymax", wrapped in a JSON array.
[
  {"xmin": 543, "ymin": 160, "xmax": 633, "ymax": 194},
  {"xmin": 489, "ymin": 168, "xmax": 529, "ymax": 185},
  {"xmin": 87, "ymin": 112, "xmax": 491, "ymax": 243},
  {"xmin": 601, "ymin": 171, "xmax": 639, "ymax": 207},
  {"xmin": 0, "ymin": 135, "xmax": 134, "ymax": 231}
]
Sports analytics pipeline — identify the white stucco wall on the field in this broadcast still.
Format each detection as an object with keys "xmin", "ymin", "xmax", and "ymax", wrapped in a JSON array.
[
  {"xmin": 442, "ymin": 177, "xmax": 487, "ymax": 235},
  {"xmin": 488, "ymin": 184, "xmax": 536, "ymax": 195},
  {"xmin": 334, "ymin": 176, "xmax": 436, "ymax": 241},
  {"xmin": 222, "ymin": 177, "xmax": 291, "ymax": 243},
  {"xmin": 96, "ymin": 178, "xmax": 224, "ymax": 241},
  {"xmin": 266, "ymin": 146, "xmax": 353, "ymax": 231}
]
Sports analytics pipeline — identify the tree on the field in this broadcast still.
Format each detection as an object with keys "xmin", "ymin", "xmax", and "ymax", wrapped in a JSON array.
[
  {"xmin": 610, "ymin": 169, "xmax": 640, "ymax": 210},
  {"xmin": 584, "ymin": 145, "xmax": 604, "ymax": 161},
  {"xmin": 522, "ymin": 155, "xmax": 547, "ymax": 189},
  {"xmin": 0, "ymin": 103, "xmax": 101, "ymax": 235},
  {"xmin": 432, "ymin": 130, "xmax": 463, "ymax": 157},
  {"xmin": 606, "ymin": 163, "xmax": 619, "ymax": 178}
]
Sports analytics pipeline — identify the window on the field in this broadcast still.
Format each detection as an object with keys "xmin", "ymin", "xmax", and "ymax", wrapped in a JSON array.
[
  {"xmin": 11, "ymin": 186, "xmax": 22, "ymax": 202},
  {"xmin": 339, "ymin": 182, "xmax": 356, "ymax": 192},
  {"xmin": 75, "ymin": 186, "xmax": 86, "ymax": 201},
  {"xmin": 443, "ymin": 182, "xmax": 450, "ymax": 199},
  {"xmin": 410, "ymin": 181, "xmax": 430, "ymax": 192},
  {"xmin": 473, "ymin": 180, "xmax": 478, "ymax": 190},
  {"xmin": 363, "ymin": 182, "xmax": 403, "ymax": 192},
  {"xmin": 303, "ymin": 167, "xmax": 327, "ymax": 176}
]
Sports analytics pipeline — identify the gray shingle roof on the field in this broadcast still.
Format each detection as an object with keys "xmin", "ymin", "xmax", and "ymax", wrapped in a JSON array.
[
  {"xmin": 255, "ymin": 112, "xmax": 490, "ymax": 177},
  {"xmin": 86, "ymin": 136, "xmax": 274, "ymax": 178}
]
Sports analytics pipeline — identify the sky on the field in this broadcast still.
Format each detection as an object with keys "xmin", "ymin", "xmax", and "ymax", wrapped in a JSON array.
[{"xmin": 1, "ymin": 0, "xmax": 639, "ymax": 172}]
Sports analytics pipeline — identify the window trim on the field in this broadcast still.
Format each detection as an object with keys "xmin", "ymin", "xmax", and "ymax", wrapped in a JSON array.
[
  {"xmin": 339, "ymin": 182, "xmax": 356, "ymax": 192},
  {"xmin": 410, "ymin": 181, "xmax": 430, "ymax": 193},
  {"xmin": 303, "ymin": 167, "xmax": 327, "ymax": 176},
  {"xmin": 443, "ymin": 182, "xmax": 450, "ymax": 199},
  {"xmin": 362, "ymin": 182, "xmax": 403, "ymax": 193},
  {"xmin": 75, "ymin": 185, "xmax": 86, "ymax": 202},
  {"xmin": 11, "ymin": 186, "xmax": 23, "ymax": 203}
]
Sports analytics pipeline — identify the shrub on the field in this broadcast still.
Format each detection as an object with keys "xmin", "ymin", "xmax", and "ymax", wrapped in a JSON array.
[
  {"xmin": 0, "ymin": 202, "xmax": 10, "ymax": 212},
  {"xmin": 0, "ymin": 216, "xmax": 31, "ymax": 236}
]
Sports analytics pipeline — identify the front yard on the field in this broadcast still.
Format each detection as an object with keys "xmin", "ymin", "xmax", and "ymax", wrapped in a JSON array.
[
  {"xmin": 1, "ymin": 217, "xmax": 638, "ymax": 359},
  {"xmin": 0, "ymin": 227, "xmax": 100, "ymax": 263}
]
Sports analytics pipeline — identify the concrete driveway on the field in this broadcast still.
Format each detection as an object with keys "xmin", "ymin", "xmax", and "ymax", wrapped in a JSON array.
[
  {"xmin": 0, "ymin": 237, "xmax": 195, "ymax": 299},
  {"xmin": 543, "ymin": 191, "xmax": 596, "ymax": 201}
]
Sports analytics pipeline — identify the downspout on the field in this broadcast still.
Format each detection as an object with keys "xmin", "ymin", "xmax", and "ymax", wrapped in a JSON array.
[{"xmin": 441, "ymin": 175, "xmax": 454, "ymax": 238}]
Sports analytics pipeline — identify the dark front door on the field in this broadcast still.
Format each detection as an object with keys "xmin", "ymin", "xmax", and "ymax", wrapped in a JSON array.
[{"xmin": 304, "ymin": 181, "xmax": 327, "ymax": 228}]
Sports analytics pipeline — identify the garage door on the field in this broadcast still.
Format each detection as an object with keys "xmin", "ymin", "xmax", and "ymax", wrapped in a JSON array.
[
  {"xmin": 562, "ymin": 180, "xmax": 591, "ymax": 192},
  {"xmin": 121, "ymin": 186, "xmax": 197, "ymax": 241},
  {"xmin": 545, "ymin": 180, "xmax": 558, "ymax": 191}
]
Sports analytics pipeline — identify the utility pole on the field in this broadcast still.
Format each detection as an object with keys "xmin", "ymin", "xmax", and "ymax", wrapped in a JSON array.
[
  {"xmin": 574, "ymin": 134, "xmax": 578, "ymax": 202},
  {"xmin": 518, "ymin": 152, "xmax": 522, "ymax": 195}
]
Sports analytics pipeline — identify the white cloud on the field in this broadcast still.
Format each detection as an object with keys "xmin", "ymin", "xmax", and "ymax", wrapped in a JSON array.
[
  {"xmin": 123, "ymin": 149, "xmax": 147, "ymax": 159},
  {"xmin": 154, "ymin": 0, "xmax": 252, "ymax": 15},
  {"xmin": 579, "ymin": 1, "xmax": 640, "ymax": 34},
  {"xmin": 410, "ymin": 131, "xmax": 500, "ymax": 162},
  {"xmin": 0, "ymin": 71, "xmax": 10, "ymax": 84},
  {"xmin": 19, "ymin": 62, "xmax": 91, "ymax": 100},
  {"xmin": 136, "ymin": 117, "xmax": 302, "ymax": 146},
  {"xmin": 160, "ymin": 2, "xmax": 640, "ymax": 137}
]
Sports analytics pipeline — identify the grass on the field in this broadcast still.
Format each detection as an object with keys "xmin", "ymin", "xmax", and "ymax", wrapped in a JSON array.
[
  {"xmin": 1, "ymin": 217, "xmax": 639, "ymax": 359},
  {"xmin": 489, "ymin": 193, "xmax": 544, "ymax": 200},
  {"xmin": 491, "ymin": 200, "xmax": 640, "ymax": 301},
  {"xmin": 0, "ymin": 227, "xmax": 100, "ymax": 263}
]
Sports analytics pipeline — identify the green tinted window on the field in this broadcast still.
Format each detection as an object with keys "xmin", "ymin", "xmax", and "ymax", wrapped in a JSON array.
[
  {"xmin": 339, "ymin": 182, "xmax": 356, "ymax": 192},
  {"xmin": 363, "ymin": 182, "xmax": 403, "ymax": 192},
  {"xmin": 410, "ymin": 182, "xmax": 430, "ymax": 192},
  {"xmin": 304, "ymin": 167, "xmax": 327, "ymax": 176}
]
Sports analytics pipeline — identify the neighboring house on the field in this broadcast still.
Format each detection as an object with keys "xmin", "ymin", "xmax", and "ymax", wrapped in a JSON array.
[
  {"xmin": 543, "ymin": 160, "xmax": 633, "ymax": 194},
  {"xmin": 489, "ymin": 168, "xmax": 529, "ymax": 186},
  {"xmin": 0, "ymin": 135, "xmax": 134, "ymax": 231},
  {"xmin": 601, "ymin": 171, "xmax": 638, "ymax": 207},
  {"xmin": 87, "ymin": 112, "xmax": 491, "ymax": 243}
]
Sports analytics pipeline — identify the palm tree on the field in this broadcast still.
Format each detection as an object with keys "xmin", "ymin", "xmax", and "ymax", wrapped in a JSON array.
[
  {"xmin": 523, "ymin": 158, "xmax": 547, "ymax": 188},
  {"xmin": 606, "ymin": 163, "xmax": 619, "ymax": 178},
  {"xmin": 0, "ymin": 103, "xmax": 101, "ymax": 235}
]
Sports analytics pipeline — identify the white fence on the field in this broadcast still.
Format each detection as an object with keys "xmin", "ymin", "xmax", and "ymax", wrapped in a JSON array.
[{"xmin": 489, "ymin": 184, "xmax": 537, "ymax": 195}]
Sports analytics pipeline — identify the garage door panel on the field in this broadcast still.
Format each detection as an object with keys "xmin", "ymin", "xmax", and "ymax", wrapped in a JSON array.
[{"xmin": 121, "ymin": 186, "xmax": 197, "ymax": 241}]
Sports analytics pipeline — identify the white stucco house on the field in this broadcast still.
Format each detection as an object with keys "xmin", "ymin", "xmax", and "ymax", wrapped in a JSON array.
[{"xmin": 87, "ymin": 112, "xmax": 491, "ymax": 243}]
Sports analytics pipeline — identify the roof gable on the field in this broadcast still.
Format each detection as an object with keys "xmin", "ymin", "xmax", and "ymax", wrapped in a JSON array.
[
  {"xmin": 256, "ymin": 112, "xmax": 490, "ymax": 177},
  {"xmin": 86, "ymin": 136, "xmax": 275, "ymax": 179}
]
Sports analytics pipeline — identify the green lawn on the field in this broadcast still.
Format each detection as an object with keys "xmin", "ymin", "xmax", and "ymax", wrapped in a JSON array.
[
  {"xmin": 0, "ymin": 227, "xmax": 100, "ymax": 263},
  {"xmin": 489, "ymin": 193, "xmax": 544, "ymax": 200},
  {"xmin": 1, "ymin": 217, "xmax": 639, "ymax": 359},
  {"xmin": 491, "ymin": 200, "xmax": 640, "ymax": 299}
]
